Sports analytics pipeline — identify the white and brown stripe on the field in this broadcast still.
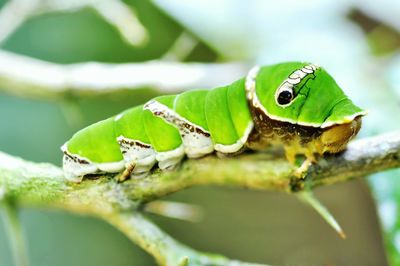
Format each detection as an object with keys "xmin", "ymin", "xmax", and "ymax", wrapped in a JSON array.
[{"xmin": 144, "ymin": 100, "xmax": 214, "ymax": 158}]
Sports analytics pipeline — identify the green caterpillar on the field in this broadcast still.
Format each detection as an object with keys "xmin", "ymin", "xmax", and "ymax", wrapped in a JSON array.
[{"xmin": 62, "ymin": 62, "xmax": 366, "ymax": 182}]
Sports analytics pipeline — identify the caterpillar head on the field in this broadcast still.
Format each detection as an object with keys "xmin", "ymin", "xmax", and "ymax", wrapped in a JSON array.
[{"xmin": 246, "ymin": 62, "xmax": 366, "ymax": 152}]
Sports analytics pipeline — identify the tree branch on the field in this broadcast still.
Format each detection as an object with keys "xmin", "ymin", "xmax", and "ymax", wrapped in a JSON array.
[
  {"xmin": 1, "ymin": 203, "xmax": 30, "ymax": 266},
  {"xmin": 0, "ymin": 131, "xmax": 399, "ymax": 265},
  {"xmin": 0, "ymin": 50, "xmax": 247, "ymax": 100},
  {"xmin": 106, "ymin": 212, "xmax": 264, "ymax": 266},
  {"xmin": 0, "ymin": 0, "xmax": 148, "ymax": 46}
]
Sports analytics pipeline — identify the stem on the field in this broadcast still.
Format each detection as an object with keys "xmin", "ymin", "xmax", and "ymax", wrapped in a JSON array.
[
  {"xmin": 105, "ymin": 212, "xmax": 264, "ymax": 266},
  {"xmin": 1, "ymin": 203, "xmax": 30, "ymax": 266}
]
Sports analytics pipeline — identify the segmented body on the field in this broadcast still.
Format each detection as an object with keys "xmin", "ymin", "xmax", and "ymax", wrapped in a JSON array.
[{"xmin": 62, "ymin": 62, "xmax": 366, "ymax": 182}]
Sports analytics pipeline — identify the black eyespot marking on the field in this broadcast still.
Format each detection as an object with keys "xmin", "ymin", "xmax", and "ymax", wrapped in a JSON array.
[{"xmin": 277, "ymin": 90, "xmax": 293, "ymax": 105}]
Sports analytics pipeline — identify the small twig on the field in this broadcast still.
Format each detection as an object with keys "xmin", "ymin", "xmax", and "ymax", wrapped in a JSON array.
[
  {"xmin": 1, "ymin": 203, "xmax": 30, "ymax": 266},
  {"xmin": 144, "ymin": 200, "xmax": 203, "ymax": 222},
  {"xmin": 0, "ymin": 50, "xmax": 247, "ymax": 100},
  {"xmin": 162, "ymin": 32, "xmax": 199, "ymax": 61},
  {"xmin": 91, "ymin": 0, "xmax": 148, "ymax": 46},
  {"xmin": 106, "ymin": 212, "xmax": 265, "ymax": 266}
]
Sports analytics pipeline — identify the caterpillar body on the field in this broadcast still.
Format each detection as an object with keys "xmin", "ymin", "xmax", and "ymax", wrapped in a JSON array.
[{"xmin": 62, "ymin": 62, "xmax": 366, "ymax": 182}]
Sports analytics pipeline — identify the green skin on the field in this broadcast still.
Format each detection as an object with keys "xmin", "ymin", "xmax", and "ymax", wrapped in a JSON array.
[{"xmin": 62, "ymin": 62, "xmax": 366, "ymax": 182}]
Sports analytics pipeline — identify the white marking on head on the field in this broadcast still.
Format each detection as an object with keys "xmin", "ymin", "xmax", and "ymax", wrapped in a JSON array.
[
  {"xmin": 287, "ymin": 78, "xmax": 300, "ymax": 85},
  {"xmin": 302, "ymin": 68, "xmax": 313, "ymax": 74},
  {"xmin": 245, "ymin": 64, "xmax": 335, "ymax": 127},
  {"xmin": 275, "ymin": 82, "xmax": 295, "ymax": 108},
  {"xmin": 274, "ymin": 64, "xmax": 319, "ymax": 108}
]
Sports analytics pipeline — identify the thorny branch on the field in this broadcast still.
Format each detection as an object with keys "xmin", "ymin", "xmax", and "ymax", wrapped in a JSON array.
[{"xmin": 0, "ymin": 131, "xmax": 399, "ymax": 265}]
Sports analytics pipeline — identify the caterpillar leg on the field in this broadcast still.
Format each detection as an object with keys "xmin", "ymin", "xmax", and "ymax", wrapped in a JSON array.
[
  {"xmin": 296, "ymin": 151, "xmax": 319, "ymax": 178},
  {"xmin": 117, "ymin": 136, "xmax": 157, "ymax": 180},
  {"xmin": 284, "ymin": 146, "xmax": 297, "ymax": 165},
  {"xmin": 284, "ymin": 146, "xmax": 317, "ymax": 179},
  {"xmin": 117, "ymin": 137, "xmax": 185, "ymax": 181},
  {"xmin": 116, "ymin": 162, "xmax": 136, "ymax": 182},
  {"xmin": 294, "ymin": 159, "xmax": 313, "ymax": 179}
]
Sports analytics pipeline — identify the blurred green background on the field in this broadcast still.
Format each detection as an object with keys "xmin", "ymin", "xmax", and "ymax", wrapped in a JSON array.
[{"xmin": 1, "ymin": 0, "xmax": 400, "ymax": 265}]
